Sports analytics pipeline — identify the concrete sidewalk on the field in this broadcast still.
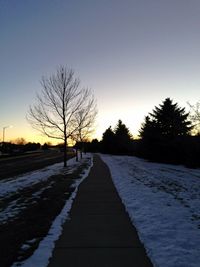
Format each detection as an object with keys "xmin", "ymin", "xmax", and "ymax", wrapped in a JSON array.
[{"xmin": 48, "ymin": 155, "xmax": 153, "ymax": 267}]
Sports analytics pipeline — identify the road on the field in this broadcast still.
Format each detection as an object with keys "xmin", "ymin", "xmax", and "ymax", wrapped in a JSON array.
[{"xmin": 0, "ymin": 150, "xmax": 71, "ymax": 180}]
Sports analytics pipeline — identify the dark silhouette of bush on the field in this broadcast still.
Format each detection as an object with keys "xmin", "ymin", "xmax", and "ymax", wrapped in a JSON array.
[
  {"xmin": 24, "ymin": 142, "xmax": 41, "ymax": 151},
  {"xmin": 0, "ymin": 141, "xmax": 41, "ymax": 156},
  {"xmin": 42, "ymin": 143, "xmax": 50, "ymax": 150},
  {"xmin": 85, "ymin": 139, "xmax": 100, "ymax": 152}
]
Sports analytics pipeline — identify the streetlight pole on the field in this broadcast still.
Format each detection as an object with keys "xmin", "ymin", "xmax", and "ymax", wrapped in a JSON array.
[
  {"xmin": 3, "ymin": 127, "xmax": 6, "ymax": 143},
  {"xmin": 2, "ymin": 126, "xmax": 12, "ymax": 143}
]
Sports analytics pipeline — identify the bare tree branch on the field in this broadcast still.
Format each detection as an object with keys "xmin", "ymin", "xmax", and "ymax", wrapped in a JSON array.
[
  {"xmin": 71, "ymin": 93, "xmax": 97, "ymax": 160},
  {"xmin": 187, "ymin": 101, "xmax": 200, "ymax": 135}
]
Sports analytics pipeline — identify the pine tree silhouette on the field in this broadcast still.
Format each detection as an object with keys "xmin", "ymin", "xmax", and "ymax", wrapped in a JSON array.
[
  {"xmin": 102, "ymin": 126, "xmax": 116, "ymax": 153},
  {"xmin": 140, "ymin": 98, "xmax": 192, "ymax": 140},
  {"xmin": 114, "ymin": 120, "xmax": 132, "ymax": 153}
]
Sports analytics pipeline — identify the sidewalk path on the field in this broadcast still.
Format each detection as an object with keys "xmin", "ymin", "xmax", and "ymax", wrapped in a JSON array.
[{"xmin": 48, "ymin": 155, "xmax": 153, "ymax": 267}]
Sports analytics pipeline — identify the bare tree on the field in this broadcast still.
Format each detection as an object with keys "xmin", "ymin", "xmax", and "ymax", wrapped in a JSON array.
[
  {"xmin": 72, "ymin": 98, "xmax": 97, "ymax": 160},
  {"xmin": 13, "ymin": 137, "xmax": 27, "ymax": 145},
  {"xmin": 27, "ymin": 66, "xmax": 97, "ymax": 167},
  {"xmin": 188, "ymin": 101, "xmax": 200, "ymax": 135}
]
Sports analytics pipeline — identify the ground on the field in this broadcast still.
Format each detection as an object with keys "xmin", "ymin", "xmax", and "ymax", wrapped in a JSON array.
[
  {"xmin": 0, "ymin": 150, "xmax": 65, "ymax": 180},
  {"xmin": 1, "ymin": 152, "xmax": 200, "ymax": 267},
  {"xmin": 0, "ymin": 152, "xmax": 91, "ymax": 267},
  {"xmin": 101, "ymin": 154, "xmax": 200, "ymax": 267}
]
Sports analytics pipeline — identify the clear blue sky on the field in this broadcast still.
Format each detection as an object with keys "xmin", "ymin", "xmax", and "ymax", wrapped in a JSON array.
[{"xmin": 1, "ymin": 0, "xmax": 200, "ymax": 143}]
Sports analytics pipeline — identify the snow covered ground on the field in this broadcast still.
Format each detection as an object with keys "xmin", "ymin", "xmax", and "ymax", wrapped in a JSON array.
[
  {"xmin": 0, "ymin": 157, "xmax": 79, "ymax": 199},
  {"xmin": 100, "ymin": 154, "xmax": 200, "ymax": 267},
  {"xmin": 12, "ymin": 154, "xmax": 93, "ymax": 267},
  {"xmin": 0, "ymin": 157, "xmax": 83, "ymax": 224},
  {"xmin": 0, "ymin": 154, "xmax": 93, "ymax": 267}
]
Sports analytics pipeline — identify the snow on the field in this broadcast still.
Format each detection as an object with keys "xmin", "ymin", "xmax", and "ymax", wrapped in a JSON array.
[
  {"xmin": 100, "ymin": 154, "xmax": 200, "ymax": 267},
  {"xmin": 6, "ymin": 153, "xmax": 200, "ymax": 266},
  {"xmin": 0, "ymin": 157, "xmax": 83, "ymax": 224},
  {"xmin": 0, "ymin": 157, "xmax": 79, "ymax": 198},
  {"xmin": 11, "ymin": 154, "xmax": 93, "ymax": 267}
]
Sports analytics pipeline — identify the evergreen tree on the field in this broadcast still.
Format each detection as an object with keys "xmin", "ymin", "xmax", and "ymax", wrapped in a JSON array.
[
  {"xmin": 114, "ymin": 120, "xmax": 132, "ymax": 154},
  {"xmin": 139, "ymin": 116, "xmax": 158, "ymax": 140},
  {"xmin": 140, "ymin": 98, "xmax": 192, "ymax": 140},
  {"xmin": 101, "ymin": 121, "xmax": 133, "ymax": 154},
  {"xmin": 102, "ymin": 126, "xmax": 116, "ymax": 153}
]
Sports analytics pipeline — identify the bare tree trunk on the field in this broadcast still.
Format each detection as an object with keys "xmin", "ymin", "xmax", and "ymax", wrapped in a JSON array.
[
  {"xmin": 64, "ymin": 137, "xmax": 67, "ymax": 167},
  {"xmin": 80, "ymin": 146, "xmax": 83, "ymax": 159},
  {"xmin": 75, "ymin": 148, "xmax": 78, "ymax": 162}
]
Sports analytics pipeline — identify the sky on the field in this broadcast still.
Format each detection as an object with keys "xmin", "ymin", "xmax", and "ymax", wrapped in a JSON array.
[{"xmin": 1, "ymin": 0, "xmax": 200, "ymax": 144}]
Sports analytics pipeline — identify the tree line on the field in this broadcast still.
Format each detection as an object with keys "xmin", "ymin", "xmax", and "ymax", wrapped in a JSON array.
[
  {"xmin": 0, "ymin": 141, "xmax": 41, "ymax": 155},
  {"xmin": 26, "ymin": 63, "xmax": 200, "ymax": 168},
  {"xmin": 85, "ymin": 98, "xmax": 200, "ymax": 168},
  {"xmin": 3, "ymin": 64, "xmax": 199, "ymax": 168}
]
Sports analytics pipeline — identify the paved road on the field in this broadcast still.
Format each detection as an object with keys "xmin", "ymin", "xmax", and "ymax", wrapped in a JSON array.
[
  {"xmin": 0, "ymin": 150, "xmax": 67, "ymax": 180},
  {"xmin": 48, "ymin": 154, "xmax": 153, "ymax": 267}
]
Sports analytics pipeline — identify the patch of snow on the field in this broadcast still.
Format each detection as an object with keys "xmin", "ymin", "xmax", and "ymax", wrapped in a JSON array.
[
  {"xmin": 26, "ymin": 238, "xmax": 38, "ymax": 245},
  {"xmin": 0, "ymin": 158, "xmax": 82, "ymax": 224},
  {"xmin": 31, "ymin": 181, "xmax": 55, "ymax": 199},
  {"xmin": 20, "ymin": 239, "xmax": 38, "ymax": 252},
  {"xmin": 0, "ymin": 157, "xmax": 78, "ymax": 199},
  {"xmin": 100, "ymin": 154, "xmax": 200, "ymax": 267},
  {"xmin": 21, "ymin": 244, "xmax": 30, "ymax": 251},
  {"xmin": 0, "ymin": 200, "xmax": 20, "ymax": 223}
]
